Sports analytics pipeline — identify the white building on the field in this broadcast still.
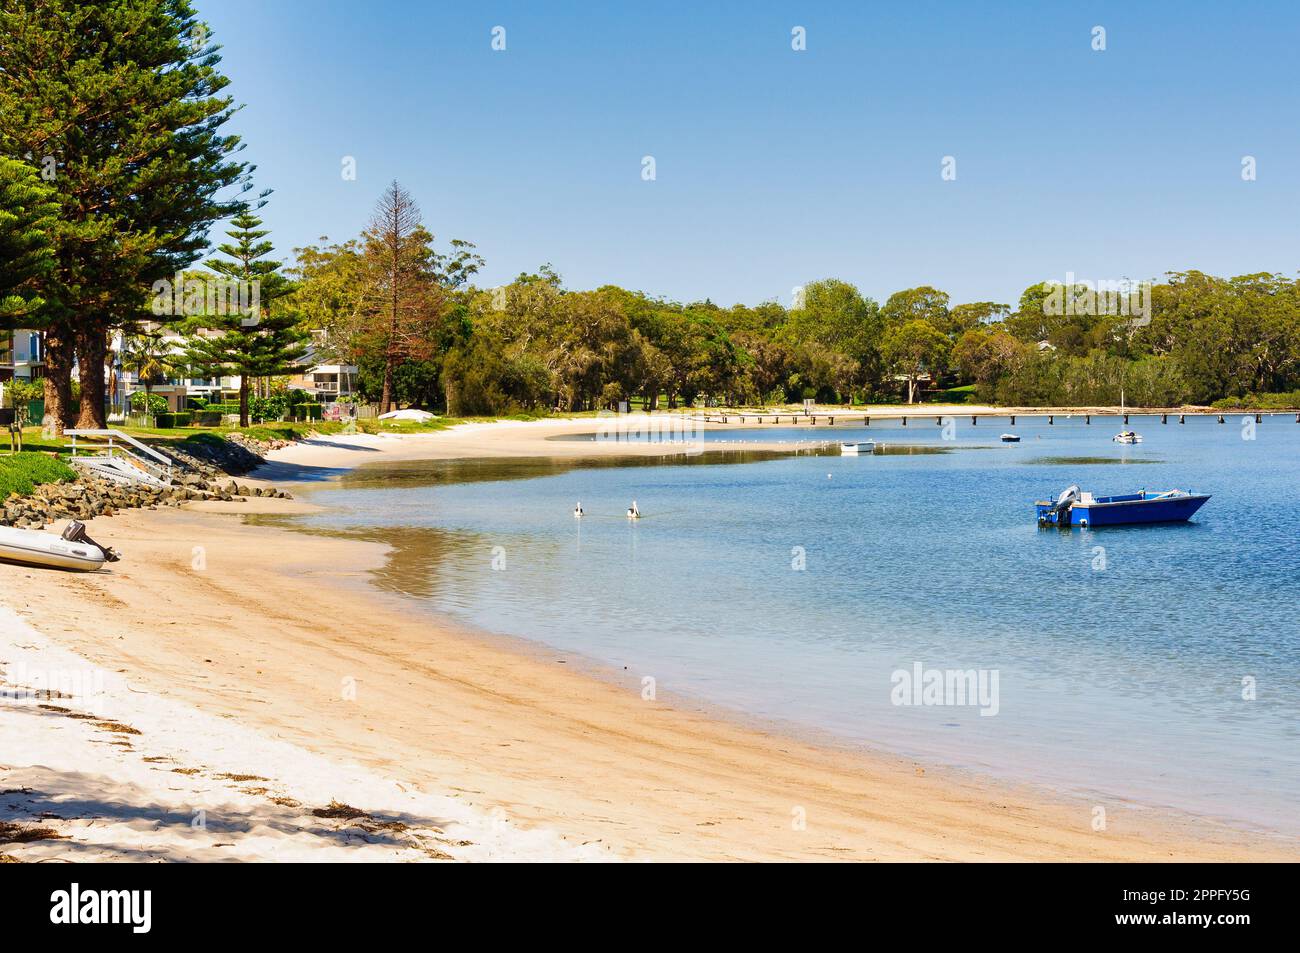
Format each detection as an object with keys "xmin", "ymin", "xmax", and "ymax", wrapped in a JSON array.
[{"xmin": 0, "ymin": 329, "xmax": 44, "ymax": 382}]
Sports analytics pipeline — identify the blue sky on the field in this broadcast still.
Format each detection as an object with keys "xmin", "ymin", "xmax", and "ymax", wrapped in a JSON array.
[{"xmin": 200, "ymin": 0, "xmax": 1300, "ymax": 309}]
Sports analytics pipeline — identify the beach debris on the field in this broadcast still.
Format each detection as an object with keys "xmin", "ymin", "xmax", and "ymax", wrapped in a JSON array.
[
  {"xmin": 93, "ymin": 721, "xmax": 141, "ymax": 735},
  {"xmin": 0, "ymin": 821, "xmax": 66, "ymax": 844},
  {"xmin": 312, "ymin": 800, "xmax": 367, "ymax": 820}
]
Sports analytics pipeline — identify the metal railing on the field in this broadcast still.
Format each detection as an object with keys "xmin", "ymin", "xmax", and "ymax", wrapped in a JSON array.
[{"xmin": 65, "ymin": 428, "xmax": 175, "ymax": 484}]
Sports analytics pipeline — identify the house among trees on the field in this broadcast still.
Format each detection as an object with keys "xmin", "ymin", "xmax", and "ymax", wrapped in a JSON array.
[{"xmin": 0, "ymin": 329, "xmax": 43, "ymax": 383}]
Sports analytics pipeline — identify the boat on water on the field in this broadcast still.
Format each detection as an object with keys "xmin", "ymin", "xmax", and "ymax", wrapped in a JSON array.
[
  {"xmin": 1036, "ymin": 485, "xmax": 1210, "ymax": 527},
  {"xmin": 0, "ymin": 520, "xmax": 120, "ymax": 571},
  {"xmin": 1113, "ymin": 430, "xmax": 1142, "ymax": 444},
  {"xmin": 1000, "ymin": 433, "xmax": 1021, "ymax": 442},
  {"xmin": 840, "ymin": 440, "xmax": 876, "ymax": 454}
]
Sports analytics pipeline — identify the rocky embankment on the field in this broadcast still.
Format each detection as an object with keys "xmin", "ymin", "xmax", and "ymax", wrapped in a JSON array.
[
  {"xmin": 158, "ymin": 432, "xmax": 293, "ymax": 478},
  {"xmin": 2, "ymin": 475, "xmax": 293, "ymax": 530},
  {"xmin": 1, "ymin": 434, "xmax": 296, "ymax": 530}
]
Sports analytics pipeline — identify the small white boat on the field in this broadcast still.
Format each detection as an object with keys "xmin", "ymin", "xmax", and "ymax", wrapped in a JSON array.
[
  {"xmin": 840, "ymin": 441, "xmax": 876, "ymax": 455},
  {"xmin": 0, "ymin": 520, "xmax": 120, "ymax": 571},
  {"xmin": 1000, "ymin": 433, "xmax": 1021, "ymax": 442},
  {"xmin": 1113, "ymin": 431, "xmax": 1143, "ymax": 444}
]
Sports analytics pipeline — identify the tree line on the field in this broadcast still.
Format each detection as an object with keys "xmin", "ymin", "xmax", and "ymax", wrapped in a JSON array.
[{"xmin": 289, "ymin": 229, "xmax": 1300, "ymax": 412}]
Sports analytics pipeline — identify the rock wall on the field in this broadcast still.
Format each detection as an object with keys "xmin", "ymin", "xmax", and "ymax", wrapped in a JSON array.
[
  {"xmin": 1, "ymin": 433, "xmax": 298, "ymax": 530},
  {"xmin": 1, "ymin": 476, "xmax": 293, "ymax": 530}
]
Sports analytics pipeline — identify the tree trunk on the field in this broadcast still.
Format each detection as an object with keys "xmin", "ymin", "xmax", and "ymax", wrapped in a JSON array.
[
  {"xmin": 239, "ymin": 374, "xmax": 250, "ymax": 428},
  {"xmin": 380, "ymin": 343, "xmax": 395, "ymax": 414},
  {"xmin": 41, "ymin": 327, "xmax": 76, "ymax": 434},
  {"xmin": 907, "ymin": 375, "xmax": 917, "ymax": 404},
  {"xmin": 74, "ymin": 328, "xmax": 108, "ymax": 429}
]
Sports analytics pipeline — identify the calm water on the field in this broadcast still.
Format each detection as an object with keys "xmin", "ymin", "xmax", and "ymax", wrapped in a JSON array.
[{"xmin": 284, "ymin": 414, "xmax": 1300, "ymax": 835}]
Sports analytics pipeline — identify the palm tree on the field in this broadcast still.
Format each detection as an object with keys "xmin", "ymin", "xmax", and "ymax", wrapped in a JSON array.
[{"xmin": 120, "ymin": 328, "xmax": 174, "ymax": 421}]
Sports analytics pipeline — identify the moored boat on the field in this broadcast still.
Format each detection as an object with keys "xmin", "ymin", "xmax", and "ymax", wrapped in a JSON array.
[
  {"xmin": 1035, "ymin": 485, "xmax": 1210, "ymax": 527},
  {"xmin": 840, "ymin": 440, "xmax": 876, "ymax": 454},
  {"xmin": 1000, "ymin": 433, "xmax": 1020, "ymax": 442},
  {"xmin": 0, "ymin": 520, "xmax": 120, "ymax": 571},
  {"xmin": 1113, "ymin": 430, "xmax": 1142, "ymax": 444}
]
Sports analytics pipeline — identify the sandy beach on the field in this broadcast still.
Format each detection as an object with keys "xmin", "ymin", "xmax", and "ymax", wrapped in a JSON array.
[{"xmin": 3, "ymin": 415, "xmax": 1295, "ymax": 862}]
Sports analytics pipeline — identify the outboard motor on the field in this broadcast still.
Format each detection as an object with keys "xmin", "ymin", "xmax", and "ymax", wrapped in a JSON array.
[
  {"xmin": 61, "ymin": 520, "xmax": 121, "ymax": 562},
  {"xmin": 1045, "ymin": 484, "xmax": 1080, "ymax": 525}
]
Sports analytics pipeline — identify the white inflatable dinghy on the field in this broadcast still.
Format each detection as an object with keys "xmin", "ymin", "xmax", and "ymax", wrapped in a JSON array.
[{"xmin": 0, "ymin": 520, "xmax": 120, "ymax": 571}]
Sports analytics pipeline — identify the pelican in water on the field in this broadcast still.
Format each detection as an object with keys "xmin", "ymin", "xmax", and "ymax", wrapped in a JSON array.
[
  {"xmin": 573, "ymin": 501, "xmax": 584, "ymax": 518},
  {"xmin": 626, "ymin": 500, "xmax": 641, "ymax": 520}
]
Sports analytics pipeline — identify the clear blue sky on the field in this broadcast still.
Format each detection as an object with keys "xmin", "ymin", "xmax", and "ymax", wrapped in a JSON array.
[{"xmin": 200, "ymin": 0, "xmax": 1300, "ymax": 309}]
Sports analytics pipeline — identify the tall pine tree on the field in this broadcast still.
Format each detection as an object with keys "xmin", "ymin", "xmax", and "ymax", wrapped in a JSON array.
[
  {"xmin": 0, "ymin": 0, "xmax": 248, "ymax": 431},
  {"xmin": 183, "ymin": 209, "xmax": 307, "ymax": 427}
]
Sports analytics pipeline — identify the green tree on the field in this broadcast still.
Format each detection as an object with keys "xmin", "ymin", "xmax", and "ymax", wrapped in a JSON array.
[
  {"xmin": 952, "ymin": 327, "xmax": 1025, "ymax": 401},
  {"xmin": 949, "ymin": 301, "xmax": 1010, "ymax": 334},
  {"xmin": 0, "ymin": 0, "xmax": 249, "ymax": 431},
  {"xmin": 783, "ymin": 279, "xmax": 882, "ymax": 399},
  {"xmin": 881, "ymin": 319, "xmax": 950, "ymax": 403},
  {"xmin": 182, "ymin": 210, "xmax": 306, "ymax": 426},
  {"xmin": 0, "ymin": 157, "xmax": 56, "ymax": 323},
  {"xmin": 881, "ymin": 286, "xmax": 951, "ymax": 331},
  {"xmin": 120, "ymin": 328, "xmax": 176, "ymax": 415}
]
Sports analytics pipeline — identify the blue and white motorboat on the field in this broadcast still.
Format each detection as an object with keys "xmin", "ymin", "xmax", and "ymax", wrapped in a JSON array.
[{"xmin": 1035, "ymin": 485, "xmax": 1211, "ymax": 527}]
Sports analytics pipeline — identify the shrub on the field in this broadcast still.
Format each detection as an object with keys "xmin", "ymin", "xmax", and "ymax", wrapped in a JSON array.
[
  {"xmin": 248, "ymin": 394, "xmax": 288, "ymax": 422},
  {"xmin": 129, "ymin": 391, "xmax": 168, "ymax": 415},
  {"xmin": 0, "ymin": 452, "xmax": 77, "ymax": 498},
  {"xmin": 290, "ymin": 403, "xmax": 322, "ymax": 420},
  {"xmin": 5, "ymin": 379, "xmax": 43, "ymax": 406},
  {"xmin": 154, "ymin": 411, "xmax": 192, "ymax": 428}
]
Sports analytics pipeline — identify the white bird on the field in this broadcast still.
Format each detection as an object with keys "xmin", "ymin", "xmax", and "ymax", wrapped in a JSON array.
[
  {"xmin": 574, "ymin": 501, "xmax": 584, "ymax": 518},
  {"xmin": 627, "ymin": 500, "xmax": 641, "ymax": 519}
]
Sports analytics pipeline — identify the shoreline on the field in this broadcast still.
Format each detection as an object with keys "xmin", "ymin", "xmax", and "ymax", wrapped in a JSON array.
[{"xmin": 3, "ymin": 418, "xmax": 1295, "ymax": 861}]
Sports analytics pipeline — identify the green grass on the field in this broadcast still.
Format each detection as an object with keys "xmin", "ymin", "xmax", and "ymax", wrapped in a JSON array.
[
  {"xmin": 9, "ymin": 411, "xmax": 545, "ymax": 459},
  {"xmin": 0, "ymin": 452, "xmax": 77, "ymax": 498},
  {"xmin": 926, "ymin": 384, "xmax": 976, "ymax": 404}
]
